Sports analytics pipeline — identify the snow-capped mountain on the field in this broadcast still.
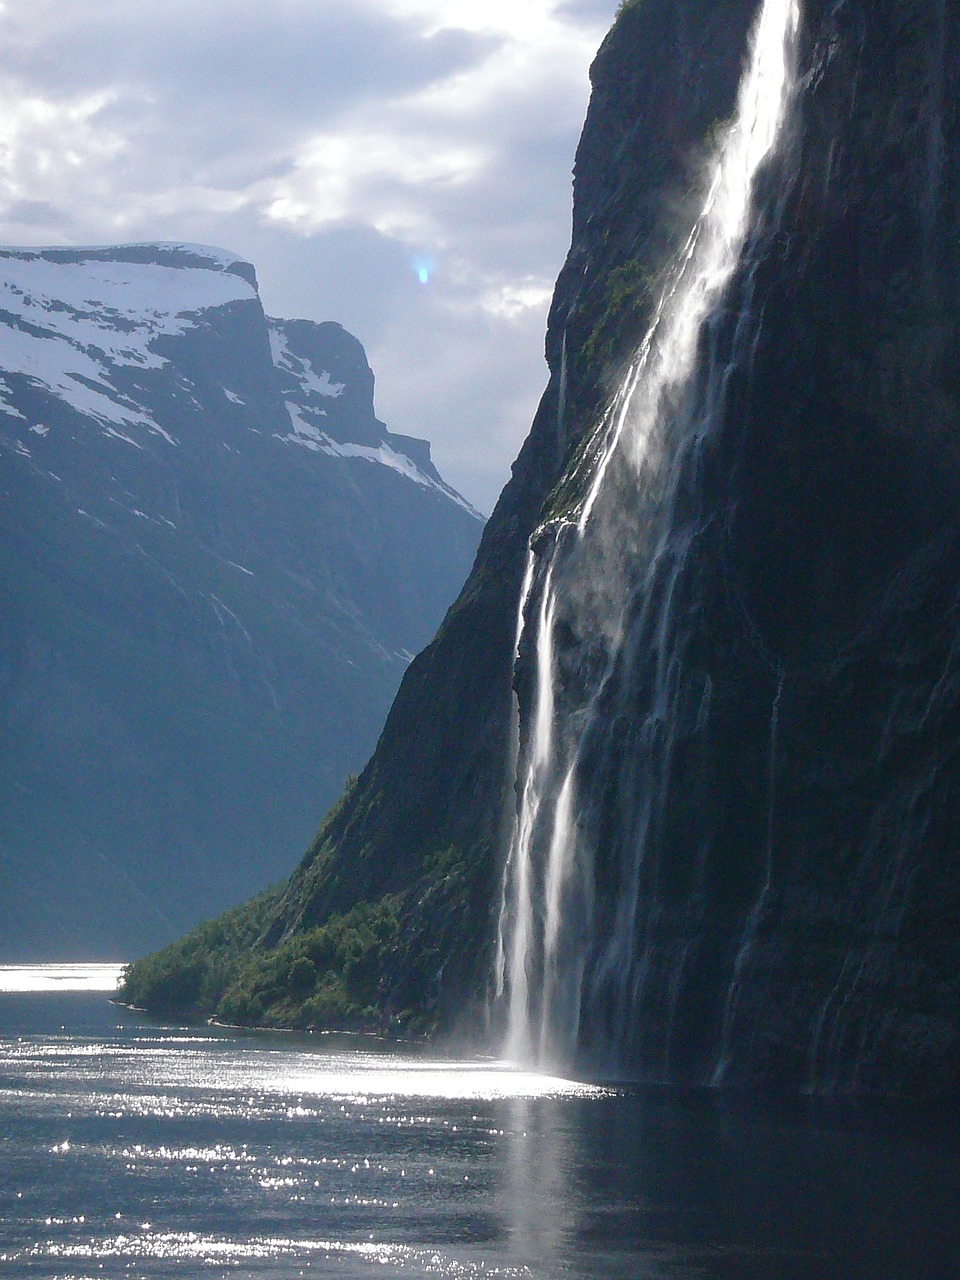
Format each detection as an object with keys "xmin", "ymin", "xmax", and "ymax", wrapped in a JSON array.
[{"xmin": 0, "ymin": 242, "xmax": 483, "ymax": 960}]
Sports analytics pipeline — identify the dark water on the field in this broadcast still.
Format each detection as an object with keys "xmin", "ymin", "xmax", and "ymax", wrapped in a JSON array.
[{"xmin": 2, "ymin": 989, "xmax": 959, "ymax": 1279}]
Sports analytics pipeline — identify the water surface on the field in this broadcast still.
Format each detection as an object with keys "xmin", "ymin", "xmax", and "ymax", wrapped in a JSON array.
[
  {"xmin": 0, "ymin": 963, "xmax": 126, "ymax": 993},
  {"xmin": 1, "ymin": 984, "xmax": 958, "ymax": 1278}
]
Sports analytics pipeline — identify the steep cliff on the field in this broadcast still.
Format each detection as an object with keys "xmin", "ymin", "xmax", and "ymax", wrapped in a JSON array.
[
  {"xmin": 0, "ymin": 244, "xmax": 482, "ymax": 960},
  {"xmin": 503, "ymin": 0, "xmax": 960, "ymax": 1098},
  {"xmin": 124, "ymin": 0, "xmax": 960, "ymax": 1099}
]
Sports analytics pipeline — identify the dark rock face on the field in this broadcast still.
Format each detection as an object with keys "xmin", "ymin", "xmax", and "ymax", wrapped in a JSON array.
[
  {"xmin": 0, "ymin": 244, "xmax": 482, "ymax": 961},
  {"xmin": 525, "ymin": 0, "xmax": 960, "ymax": 1097},
  {"xmin": 698, "ymin": 0, "xmax": 960, "ymax": 1097}
]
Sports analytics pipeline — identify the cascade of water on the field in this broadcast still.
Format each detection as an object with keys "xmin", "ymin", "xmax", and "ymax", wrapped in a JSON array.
[
  {"xmin": 497, "ymin": 553, "xmax": 562, "ymax": 1063},
  {"xmin": 499, "ymin": 0, "xmax": 800, "ymax": 1070},
  {"xmin": 493, "ymin": 553, "xmax": 537, "ymax": 1007}
]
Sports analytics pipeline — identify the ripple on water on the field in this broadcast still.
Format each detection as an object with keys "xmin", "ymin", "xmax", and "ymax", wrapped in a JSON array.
[{"xmin": 17, "ymin": 1232, "xmax": 539, "ymax": 1276}]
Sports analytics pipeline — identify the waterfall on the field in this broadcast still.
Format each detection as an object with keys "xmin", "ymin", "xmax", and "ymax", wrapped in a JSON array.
[{"xmin": 498, "ymin": 0, "xmax": 800, "ymax": 1072}]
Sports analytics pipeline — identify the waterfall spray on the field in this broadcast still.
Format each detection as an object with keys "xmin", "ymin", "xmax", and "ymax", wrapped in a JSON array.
[{"xmin": 498, "ymin": 0, "xmax": 800, "ymax": 1071}]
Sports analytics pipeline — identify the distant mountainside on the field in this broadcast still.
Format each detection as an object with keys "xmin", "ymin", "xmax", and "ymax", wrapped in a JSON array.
[{"xmin": 0, "ymin": 242, "xmax": 483, "ymax": 961}]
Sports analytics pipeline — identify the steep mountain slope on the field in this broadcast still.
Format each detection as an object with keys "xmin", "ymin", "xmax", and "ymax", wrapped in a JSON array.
[
  {"xmin": 0, "ymin": 243, "xmax": 482, "ymax": 961},
  {"xmin": 124, "ymin": 0, "xmax": 960, "ymax": 1100},
  {"xmin": 506, "ymin": 0, "xmax": 960, "ymax": 1099}
]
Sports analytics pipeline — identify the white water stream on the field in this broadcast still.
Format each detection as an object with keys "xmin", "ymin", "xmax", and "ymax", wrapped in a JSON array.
[{"xmin": 498, "ymin": 0, "xmax": 801, "ymax": 1069}]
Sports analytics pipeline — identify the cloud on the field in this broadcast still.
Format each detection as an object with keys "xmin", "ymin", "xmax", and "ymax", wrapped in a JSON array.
[
  {"xmin": 0, "ymin": 0, "xmax": 619, "ymax": 510},
  {"xmin": 2, "ymin": 2, "xmax": 492, "ymax": 121}
]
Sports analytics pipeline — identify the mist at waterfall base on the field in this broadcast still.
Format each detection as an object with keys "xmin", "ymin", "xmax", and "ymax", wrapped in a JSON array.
[{"xmin": 3, "ymin": 983, "xmax": 960, "ymax": 1279}]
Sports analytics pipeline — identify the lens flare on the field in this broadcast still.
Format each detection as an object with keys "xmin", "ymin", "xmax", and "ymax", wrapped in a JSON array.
[{"xmin": 413, "ymin": 258, "xmax": 435, "ymax": 285}]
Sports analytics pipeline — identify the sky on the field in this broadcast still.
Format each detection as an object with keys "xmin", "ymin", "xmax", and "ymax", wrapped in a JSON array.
[{"xmin": 0, "ymin": 0, "xmax": 619, "ymax": 513}]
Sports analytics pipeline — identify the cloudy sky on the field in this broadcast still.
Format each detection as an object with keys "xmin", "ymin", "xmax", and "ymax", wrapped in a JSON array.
[{"xmin": 0, "ymin": 0, "xmax": 618, "ymax": 512}]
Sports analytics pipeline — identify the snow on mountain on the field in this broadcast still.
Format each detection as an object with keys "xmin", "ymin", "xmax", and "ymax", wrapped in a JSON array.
[
  {"xmin": 0, "ymin": 245, "xmax": 254, "ymax": 440},
  {"xmin": 0, "ymin": 244, "xmax": 479, "ymax": 515},
  {"xmin": 269, "ymin": 324, "xmax": 345, "ymax": 400},
  {"xmin": 0, "ymin": 242, "xmax": 483, "ymax": 961}
]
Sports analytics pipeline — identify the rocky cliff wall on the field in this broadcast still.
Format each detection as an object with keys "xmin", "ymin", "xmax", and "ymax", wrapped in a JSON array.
[{"xmin": 515, "ymin": 0, "xmax": 960, "ymax": 1097}]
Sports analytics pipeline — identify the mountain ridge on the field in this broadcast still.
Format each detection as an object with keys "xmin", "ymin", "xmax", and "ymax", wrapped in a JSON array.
[{"xmin": 0, "ymin": 240, "xmax": 482, "ymax": 960}]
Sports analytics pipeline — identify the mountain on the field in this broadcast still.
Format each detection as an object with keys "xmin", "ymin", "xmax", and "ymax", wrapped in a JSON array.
[
  {"xmin": 0, "ymin": 242, "xmax": 483, "ymax": 961},
  {"xmin": 122, "ymin": 0, "xmax": 960, "ymax": 1100}
]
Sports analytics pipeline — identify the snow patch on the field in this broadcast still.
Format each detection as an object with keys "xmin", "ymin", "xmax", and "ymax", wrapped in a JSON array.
[
  {"xmin": 0, "ymin": 254, "xmax": 254, "ymax": 439},
  {"xmin": 282, "ymin": 401, "xmax": 328, "ymax": 446},
  {"xmin": 209, "ymin": 594, "xmax": 253, "ymax": 645},
  {"xmin": 101, "ymin": 425, "xmax": 142, "ymax": 449},
  {"xmin": 269, "ymin": 328, "xmax": 344, "ymax": 399},
  {"xmin": 147, "ymin": 421, "xmax": 178, "ymax": 446},
  {"xmin": 274, "ymin": 409, "xmax": 481, "ymax": 517},
  {"xmin": 77, "ymin": 508, "xmax": 108, "ymax": 529},
  {"xmin": 0, "ymin": 375, "xmax": 25, "ymax": 418},
  {"xmin": 225, "ymin": 558, "xmax": 255, "ymax": 577}
]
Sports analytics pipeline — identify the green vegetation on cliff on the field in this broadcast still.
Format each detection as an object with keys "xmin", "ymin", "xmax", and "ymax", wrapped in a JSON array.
[
  {"xmin": 120, "ymin": 842, "xmax": 490, "ymax": 1036},
  {"xmin": 120, "ymin": 887, "xmax": 283, "ymax": 1020}
]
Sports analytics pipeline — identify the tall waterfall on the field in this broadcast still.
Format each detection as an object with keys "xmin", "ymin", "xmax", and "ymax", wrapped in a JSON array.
[{"xmin": 496, "ymin": 0, "xmax": 801, "ymax": 1071}]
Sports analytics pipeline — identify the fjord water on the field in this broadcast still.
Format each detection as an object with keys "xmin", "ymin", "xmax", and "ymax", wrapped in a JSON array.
[{"xmin": 3, "ymin": 981, "xmax": 960, "ymax": 1278}]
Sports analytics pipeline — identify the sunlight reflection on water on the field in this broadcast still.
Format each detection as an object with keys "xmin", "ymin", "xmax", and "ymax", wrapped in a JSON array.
[
  {"xmin": 3, "ymin": 991, "xmax": 960, "ymax": 1278},
  {"xmin": 0, "ymin": 963, "xmax": 125, "ymax": 992},
  {"xmin": 0, "ymin": 994, "xmax": 631, "ymax": 1278},
  {"xmin": 274, "ymin": 1057, "xmax": 608, "ymax": 1102}
]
